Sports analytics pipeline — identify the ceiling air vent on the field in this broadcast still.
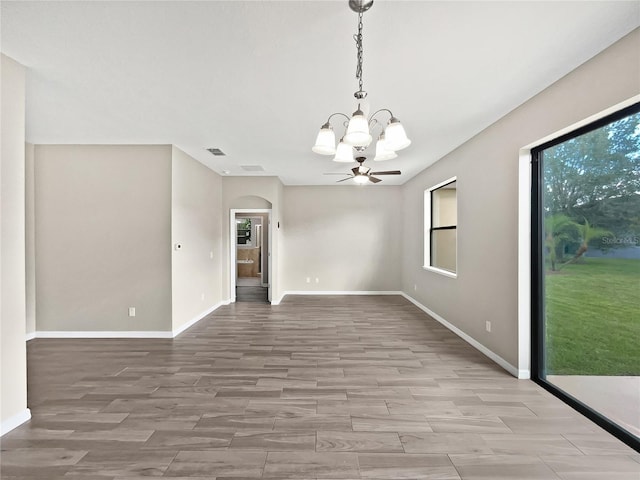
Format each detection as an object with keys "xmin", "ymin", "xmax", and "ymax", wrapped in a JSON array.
[
  {"xmin": 240, "ymin": 165, "xmax": 265, "ymax": 172},
  {"xmin": 206, "ymin": 147, "xmax": 226, "ymax": 156}
]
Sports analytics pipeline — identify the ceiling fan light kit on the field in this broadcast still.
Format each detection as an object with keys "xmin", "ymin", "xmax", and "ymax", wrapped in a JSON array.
[
  {"xmin": 328, "ymin": 156, "xmax": 401, "ymax": 185},
  {"xmin": 353, "ymin": 174, "xmax": 370, "ymax": 185},
  {"xmin": 313, "ymin": 0, "xmax": 410, "ymax": 184}
]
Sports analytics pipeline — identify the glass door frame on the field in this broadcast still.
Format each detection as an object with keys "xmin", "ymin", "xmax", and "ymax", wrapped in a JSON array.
[{"xmin": 530, "ymin": 102, "xmax": 640, "ymax": 451}]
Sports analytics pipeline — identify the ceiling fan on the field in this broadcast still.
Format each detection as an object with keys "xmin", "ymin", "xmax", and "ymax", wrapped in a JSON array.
[{"xmin": 325, "ymin": 157, "xmax": 401, "ymax": 184}]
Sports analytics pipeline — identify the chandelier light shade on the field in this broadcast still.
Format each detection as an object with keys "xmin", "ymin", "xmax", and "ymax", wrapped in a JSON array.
[
  {"xmin": 384, "ymin": 117, "xmax": 411, "ymax": 151},
  {"xmin": 312, "ymin": 0, "xmax": 410, "ymax": 167},
  {"xmin": 373, "ymin": 132, "xmax": 397, "ymax": 161},
  {"xmin": 312, "ymin": 122, "xmax": 337, "ymax": 155},
  {"xmin": 333, "ymin": 138, "xmax": 355, "ymax": 163},
  {"xmin": 344, "ymin": 108, "xmax": 372, "ymax": 147}
]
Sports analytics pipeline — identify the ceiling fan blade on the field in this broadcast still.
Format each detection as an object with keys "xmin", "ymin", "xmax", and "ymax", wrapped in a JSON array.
[
  {"xmin": 336, "ymin": 176, "xmax": 354, "ymax": 183},
  {"xmin": 369, "ymin": 176, "xmax": 382, "ymax": 183},
  {"xmin": 351, "ymin": 166, "xmax": 360, "ymax": 176},
  {"xmin": 324, "ymin": 173, "xmax": 349, "ymax": 175},
  {"xmin": 370, "ymin": 170, "xmax": 401, "ymax": 175}
]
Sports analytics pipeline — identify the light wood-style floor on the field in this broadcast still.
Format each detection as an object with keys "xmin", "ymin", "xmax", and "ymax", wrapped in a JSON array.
[{"xmin": 2, "ymin": 295, "xmax": 638, "ymax": 479}]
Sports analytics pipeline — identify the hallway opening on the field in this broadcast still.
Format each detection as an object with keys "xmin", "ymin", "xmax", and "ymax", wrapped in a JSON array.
[{"xmin": 230, "ymin": 208, "xmax": 272, "ymax": 303}]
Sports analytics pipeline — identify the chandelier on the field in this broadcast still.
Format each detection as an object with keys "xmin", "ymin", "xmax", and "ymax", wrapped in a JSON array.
[{"xmin": 312, "ymin": 0, "xmax": 411, "ymax": 163}]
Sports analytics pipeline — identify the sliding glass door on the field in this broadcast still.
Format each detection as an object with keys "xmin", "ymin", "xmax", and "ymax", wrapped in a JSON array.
[{"xmin": 532, "ymin": 103, "xmax": 640, "ymax": 449}]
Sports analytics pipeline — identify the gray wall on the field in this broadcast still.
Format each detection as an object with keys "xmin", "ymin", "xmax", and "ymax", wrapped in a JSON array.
[
  {"xmin": 1, "ymin": 54, "xmax": 29, "ymax": 432},
  {"xmin": 171, "ymin": 146, "xmax": 224, "ymax": 332},
  {"xmin": 34, "ymin": 145, "xmax": 173, "ymax": 332},
  {"xmin": 282, "ymin": 186, "xmax": 402, "ymax": 292},
  {"xmin": 401, "ymin": 28, "xmax": 640, "ymax": 370}
]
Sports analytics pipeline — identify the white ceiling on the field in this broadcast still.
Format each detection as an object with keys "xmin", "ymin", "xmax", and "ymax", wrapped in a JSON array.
[{"xmin": 2, "ymin": 1, "xmax": 639, "ymax": 185}]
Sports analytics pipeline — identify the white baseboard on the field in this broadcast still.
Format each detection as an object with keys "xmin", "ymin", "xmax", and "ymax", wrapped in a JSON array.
[
  {"xmin": 25, "ymin": 331, "xmax": 36, "ymax": 341},
  {"xmin": 1, "ymin": 408, "xmax": 31, "ymax": 436},
  {"xmin": 34, "ymin": 331, "xmax": 174, "ymax": 339},
  {"xmin": 401, "ymin": 293, "xmax": 528, "ymax": 379},
  {"xmin": 172, "ymin": 299, "xmax": 230, "ymax": 337},
  {"xmin": 282, "ymin": 290, "xmax": 403, "ymax": 297}
]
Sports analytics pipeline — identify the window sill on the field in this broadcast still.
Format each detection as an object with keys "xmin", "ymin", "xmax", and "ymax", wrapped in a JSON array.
[{"xmin": 422, "ymin": 265, "xmax": 457, "ymax": 278}]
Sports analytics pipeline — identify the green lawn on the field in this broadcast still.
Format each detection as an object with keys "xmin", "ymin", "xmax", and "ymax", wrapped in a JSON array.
[{"xmin": 545, "ymin": 257, "xmax": 640, "ymax": 375}]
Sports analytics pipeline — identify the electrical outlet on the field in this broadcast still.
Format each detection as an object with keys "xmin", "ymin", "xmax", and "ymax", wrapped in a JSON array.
[
  {"xmin": 201, "ymin": 293, "xmax": 205, "ymax": 301},
  {"xmin": 315, "ymin": 277, "xmax": 319, "ymax": 283},
  {"xmin": 414, "ymin": 284, "xmax": 417, "ymax": 291},
  {"xmin": 485, "ymin": 321, "xmax": 491, "ymax": 332},
  {"xmin": 306, "ymin": 277, "xmax": 311, "ymax": 283},
  {"xmin": 128, "ymin": 307, "xmax": 136, "ymax": 317},
  {"xmin": 210, "ymin": 251, "xmax": 214, "ymax": 259}
]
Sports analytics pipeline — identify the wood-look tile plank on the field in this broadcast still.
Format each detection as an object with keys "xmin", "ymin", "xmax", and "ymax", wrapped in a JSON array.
[
  {"xmin": 262, "ymin": 451, "xmax": 359, "ymax": 478},
  {"xmin": 67, "ymin": 450, "xmax": 175, "ymax": 477},
  {"xmin": 400, "ymin": 433, "xmax": 492, "ymax": 454},
  {"xmin": 165, "ymin": 450, "xmax": 267, "ymax": 477},
  {"xmin": 427, "ymin": 415, "xmax": 512, "ymax": 433},
  {"xmin": 357, "ymin": 453, "xmax": 460, "ymax": 479},
  {"xmin": 0, "ymin": 427, "xmax": 74, "ymax": 440},
  {"xmin": 215, "ymin": 387, "xmax": 282, "ymax": 398},
  {"xmin": 117, "ymin": 412, "xmax": 199, "ymax": 431},
  {"xmin": 562, "ymin": 433, "xmax": 639, "ymax": 455},
  {"xmin": 351, "ymin": 414, "xmax": 433, "ymax": 432},
  {"xmin": 281, "ymin": 388, "xmax": 348, "ymax": 400},
  {"xmin": 141, "ymin": 429, "xmax": 233, "ymax": 450},
  {"xmin": 196, "ymin": 413, "xmax": 276, "ymax": 430},
  {"xmin": 273, "ymin": 414, "xmax": 352, "ymax": 431},
  {"xmin": 480, "ymin": 433, "xmax": 584, "ymax": 455},
  {"xmin": 317, "ymin": 399, "xmax": 389, "ymax": 415},
  {"xmin": 346, "ymin": 387, "xmax": 414, "ymax": 400},
  {"xmin": 499, "ymin": 416, "xmax": 599, "ymax": 434},
  {"xmin": 0, "ymin": 447, "xmax": 87, "ymax": 468},
  {"xmin": 31, "ymin": 413, "xmax": 129, "ymax": 424},
  {"xmin": 449, "ymin": 454, "xmax": 562, "ymax": 480},
  {"xmin": 540, "ymin": 455, "xmax": 640, "ymax": 479},
  {"xmin": 456, "ymin": 403, "xmax": 536, "ymax": 417},
  {"xmin": 523, "ymin": 401, "xmax": 587, "ymax": 418},
  {"xmin": 386, "ymin": 399, "xmax": 461, "ymax": 416},
  {"xmin": 317, "ymin": 431, "xmax": 404, "ymax": 453},
  {"xmin": 316, "ymin": 377, "xmax": 378, "ymax": 387},
  {"xmin": 230, "ymin": 431, "xmax": 316, "ymax": 450},
  {"xmin": 245, "ymin": 399, "xmax": 317, "ymax": 416},
  {"xmin": 68, "ymin": 429, "xmax": 154, "ymax": 443}
]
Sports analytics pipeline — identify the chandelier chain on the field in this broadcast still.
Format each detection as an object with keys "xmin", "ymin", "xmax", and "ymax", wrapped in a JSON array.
[{"xmin": 354, "ymin": 10, "xmax": 364, "ymax": 94}]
